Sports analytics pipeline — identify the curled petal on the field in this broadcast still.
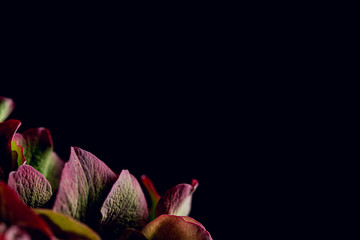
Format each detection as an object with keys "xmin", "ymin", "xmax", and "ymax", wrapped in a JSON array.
[
  {"xmin": 141, "ymin": 215, "xmax": 212, "ymax": 240},
  {"xmin": 8, "ymin": 165, "xmax": 52, "ymax": 208},
  {"xmin": 0, "ymin": 97, "xmax": 14, "ymax": 122},
  {"xmin": 100, "ymin": 170, "xmax": 149, "ymax": 237},
  {"xmin": 155, "ymin": 179, "xmax": 199, "ymax": 217}
]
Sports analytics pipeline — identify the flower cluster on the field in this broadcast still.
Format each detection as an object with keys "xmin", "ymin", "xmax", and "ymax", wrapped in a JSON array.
[{"xmin": 0, "ymin": 96, "xmax": 212, "ymax": 240}]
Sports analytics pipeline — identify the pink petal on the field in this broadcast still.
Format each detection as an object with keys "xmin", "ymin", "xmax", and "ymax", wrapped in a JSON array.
[
  {"xmin": 155, "ymin": 179, "xmax": 199, "ymax": 217},
  {"xmin": 53, "ymin": 147, "xmax": 117, "ymax": 225},
  {"xmin": 8, "ymin": 165, "xmax": 52, "ymax": 208}
]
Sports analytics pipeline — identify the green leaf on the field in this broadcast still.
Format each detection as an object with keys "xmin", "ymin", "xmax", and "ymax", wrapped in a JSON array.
[{"xmin": 34, "ymin": 208, "xmax": 101, "ymax": 240}]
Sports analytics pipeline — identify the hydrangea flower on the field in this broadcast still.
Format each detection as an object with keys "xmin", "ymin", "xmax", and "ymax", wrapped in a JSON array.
[{"xmin": 0, "ymin": 97, "xmax": 213, "ymax": 240}]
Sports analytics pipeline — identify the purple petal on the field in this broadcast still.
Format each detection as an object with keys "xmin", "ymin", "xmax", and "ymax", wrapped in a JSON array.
[
  {"xmin": 0, "ymin": 120, "xmax": 21, "ymax": 180},
  {"xmin": 53, "ymin": 147, "xmax": 117, "ymax": 225},
  {"xmin": 155, "ymin": 179, "xmax": 199, "ymax": 217},
  {"xmin": 8, "ymin": 165, "xmax": 52, "ymax": 208},
  {"xmin": 100, "ymin": 170, "xmax": 149, "ymax": 237},
  {"xmin": 141, "ymin": 215, "xmax": 212, "ymax": 240}
]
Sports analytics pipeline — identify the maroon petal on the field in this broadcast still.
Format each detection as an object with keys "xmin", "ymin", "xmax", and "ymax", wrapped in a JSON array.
[
  {"xmin": 0, "ymin": 181, "xmax": 53, "ymax": 239},
  {"xmin": 100, "ymin": 170, "xmax": 149, "ymax": 237},
  {"xmin": 155, "ymin": 179, "xmax": 199, "ymax": 217},
  {"xmin": 53, "ymin": 147, "xmax": 117, "ymax": 226},
  {"xmin": 0, "ymin": 120, "xmax": 21, "ymax": 180},
  {"xmin": 8, "ymin": 165, "xmax": 52, "ymax": 208},
  {"xmin": 141, "ymin": 215, "xmax": 212, "ymax": 240}
]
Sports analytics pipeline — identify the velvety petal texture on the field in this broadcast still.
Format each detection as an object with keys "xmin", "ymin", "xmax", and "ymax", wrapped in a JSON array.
[
  {"xmin": 0, "ymin": 181, "xmax": 53, "ymax": 239},
  {"xmin": 34, "ymin": 209, "xmax": 101, "ymax": 240},
  {"xmin": 156, "ymin": 179, "xmax": 199, "ymax": 217},
  {"xmin": 0, "ymin": 97, "xmax": 14, "ymax": 122},
  {"xmin": 53, "ymin": 147, "xmax": 117, "ymax": 226},
  {"xmin": 8, "ymin": 165, "xmax": 52, "ymax": 208},
  {"xmin": 0, "ymin": 120, "xmax": 21, "ymax": 180},
  {"xmin": 100, "ymin": 170, "xmax": 149, "ymax": 237},
  {"xmin": 141, "ymin": 215, "xmax": 212, "ymax": 240},
  {"xmin": 13, "ymin": 128, "xmax": 65, "ymax": 190}
]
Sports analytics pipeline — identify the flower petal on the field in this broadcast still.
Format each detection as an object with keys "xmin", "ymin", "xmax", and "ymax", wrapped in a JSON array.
[
  {"xmin": 141, "ymin": 215, "xmax": 212, "ymax": 240},
  {"xmin": 0, "ymin": 181, "xmax": 53, "ymax": 239},
  {"xmin": 140, "ymin": 175, "xmax": 160, "ymax": 221},
  {"xmin": 8, "ymin": 165, "xmax": 52, "ymax": 208},
  {"xmin": 100, "ymin": 170, "xmax": 149, "ymax": 237},
  {"xmin": 13, "ymin": 128, "xmax": 65, "ymax": 191},
  {"xmin": 0, "ymin": 97, "xmax": 14, "ymax": 122},
  {"xmin": 0, "ymin": 120, "xmax": 21, "ymax": 180},
  {"xmin": 53, "ymin": 147, "xmax": 117, "ymax": 226},
  {"xmin": 155, "ymin": 179, "xmax": 199, "ymax": 217},
  {"xmin": 34, "ymin": 209, "xmax": 101, "ymax": 240},
  {"xmin": 1, "ymin": 225, "xmax": 31, "ymax": 240}
]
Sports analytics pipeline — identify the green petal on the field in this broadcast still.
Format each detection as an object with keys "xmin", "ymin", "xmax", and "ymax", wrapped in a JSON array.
[
  {"xmin": 100, "ymin": 170, "xmax": 148, "ymax": 237},
  {"xmin": 34, "ymin": 209, "xmax": 101, "ymax": 240}
]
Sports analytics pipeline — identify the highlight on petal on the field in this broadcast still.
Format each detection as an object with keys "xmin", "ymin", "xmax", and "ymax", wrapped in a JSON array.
[
  {"xmin": 8, "ymin": 165, "xmax": 52, "ymax": 208},
  {"xmin": 100, "ymin": 170, "xmax": 149, "ymax": 237},
  {"xmin": 34, "ymin": 209, "xmax": 101, "ymax": 240},
  {"xmin": 0, "ymin": 225, "xmax": 31, "ymax": 240},
  {"xmin": 13, "ymin": 128, "xmax": 65, "ymax": 191},
  {"xmin": 53, "ymin": 147, "xmax": 117, "ymax": 226},
  {"xmin": 0, "ymin": 97, "xmax": 14, "ymax": 122},
  {"xmin": 0, "ymin": 181, "xmax": 53, "ymax": 239},
  {"xmin": 141, "ymin": 175, "xmax": 160, "ymax": 221},
  {"xmin": 155, "ymin": 179, "xmax": 199, "ymax": 217},
  {"xmin": 0, "ymin": 120, "xmax": 21, "ymax": 180},
  {"xmin": 141, "ymin": 215, "xmax": 212, "ymax": 240}
]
